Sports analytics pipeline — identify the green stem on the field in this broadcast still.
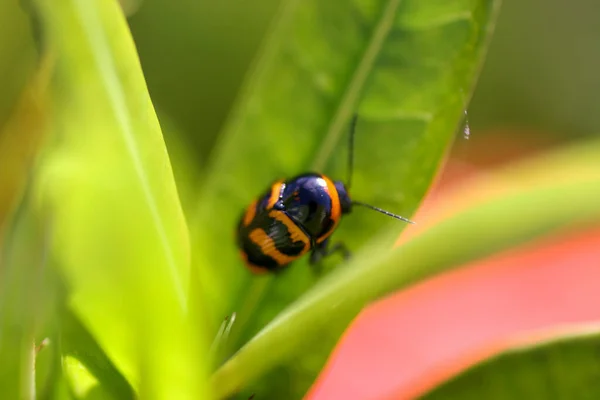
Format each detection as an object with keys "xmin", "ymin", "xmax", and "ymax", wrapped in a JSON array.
[{"xmin": 21, "ymin": 339, "xmax": 36, "ymax": 400}]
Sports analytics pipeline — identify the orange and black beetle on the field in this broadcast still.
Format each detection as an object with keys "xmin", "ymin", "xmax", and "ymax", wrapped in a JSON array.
[{"xmin": 237, "ymin": 116, "xmax": 414, "ymax": 273}]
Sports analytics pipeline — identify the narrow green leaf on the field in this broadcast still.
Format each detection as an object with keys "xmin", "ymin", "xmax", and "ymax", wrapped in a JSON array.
[
  {"xmin": 33, "ymin": 0, "xmax": 208, "ymax": 397},
  {"xmin": 60, "ymin": 311, "xmax": 134, "ymax": 399},
  {"xmin": 0, "ymin": 54, "xmax": 55, "ymax": 400},
  {"xmin": 192, "ymin": 0, "xmax": 501, "ymax": 348},
  {"xmin": 0, "ymin": 185, "xmax": 49, "ymax": 400},
  {"xmin": 422, "ymin": 325, "xmax": 600, "ymax": 399},
  {"xmin": 212, "ymin": 137, "xmax": 600, "ymax": 398}
]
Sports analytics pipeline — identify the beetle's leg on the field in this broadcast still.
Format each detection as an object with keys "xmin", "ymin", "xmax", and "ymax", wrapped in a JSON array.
[{"xmin": 309, "ymin": 238, "xmax": 351, "ymax": 266}]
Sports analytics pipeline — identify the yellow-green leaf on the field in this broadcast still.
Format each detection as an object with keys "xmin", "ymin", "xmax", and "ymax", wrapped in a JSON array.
[{"xmin": 33, "ymin": 0, "xmax": 208, "ymax": 397}]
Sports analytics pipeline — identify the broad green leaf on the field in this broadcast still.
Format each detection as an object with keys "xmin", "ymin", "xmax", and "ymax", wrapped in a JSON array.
[
  {"xmin": 422, "ymin": 325, "xmax": 600, "ymax": 399},
  {"xmin": 192, "ymin": 0, "xmax": 501, "ymax": 351},
  {"xmin": 33, "ymin": 0, "xmax": 208, "ymax": 397},
  {"xmin": 212, "ymin": 137, "xmax": 600, "ymax": 399}
]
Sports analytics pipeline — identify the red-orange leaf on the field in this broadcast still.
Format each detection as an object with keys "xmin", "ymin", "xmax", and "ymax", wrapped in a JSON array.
[{"xmin": 306, "ymin": 227, "xmax": 600, "ymax": 400}]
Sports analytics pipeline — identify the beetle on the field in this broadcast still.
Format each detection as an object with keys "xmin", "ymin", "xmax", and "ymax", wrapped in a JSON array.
[{"xmin": 236, "ymin": 115, "xmax": 415, "ymax": 274}]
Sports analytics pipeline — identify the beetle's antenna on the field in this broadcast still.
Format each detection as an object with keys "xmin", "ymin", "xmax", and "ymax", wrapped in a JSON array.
[
  {"xmin": 346, "ymin": 114, "xmax": 358, "ymax": 190},
  {"xmin": 352, "ymin": 201, "xmax": 415, "ymax": 224}
]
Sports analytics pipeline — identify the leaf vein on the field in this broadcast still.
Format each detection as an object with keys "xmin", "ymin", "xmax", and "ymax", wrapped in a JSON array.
[{"xmin": 312, "ymin": 0, "xmax": 404, "ymax": 171}]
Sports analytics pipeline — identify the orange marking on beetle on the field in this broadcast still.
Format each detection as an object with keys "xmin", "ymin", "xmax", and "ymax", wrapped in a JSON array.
[
  {"xmin": 240, "ymin": 250, "xmax": 269, "ymax": 274},
  {"xmin": 242, "ymin": 200, "xmax": 258, "ymax": 226},
  {"xmin": 268, "ymin": 210, "xmax": 310, "ymax": 248},
  {"xmin": 267, "ymin": 180, "xmax": 284, "ymax": 209},
  {"xmin": 248, "ymin": 225, "xmax": 308, "ymax": 266},
  {"xmin": 316, "ymin": 174, "xmax": 341, "ymax": 243}
]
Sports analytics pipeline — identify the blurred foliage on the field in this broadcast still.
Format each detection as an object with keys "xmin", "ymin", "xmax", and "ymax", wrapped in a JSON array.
[
  {"xmin": 470, "ymin": 0, "xmax": 600, "ymax": 138},
  {"xmin": 1, "ymin": 0, "xmax": 599, "ymax": 399},
  {"xmin": 0, "ymin": 185, "xmax": 46, "ymax": 400},
  {"xmin": 0, "ymin": 0, "xmax": 37, "ymax": 132},
  {"xmin": 0, "ymin": 49, "xmax": 52, "ymax": 244},
  {"xmin": 423, "ymin": 327, "xmax": 600, "ymax": 399},
  {"xmin": 124, "ymin": 0, "xmax": 600, "ymax": 166},
  {"xmin": 127, "ymin": 0, "xmax": 283, "ymax": 165}
]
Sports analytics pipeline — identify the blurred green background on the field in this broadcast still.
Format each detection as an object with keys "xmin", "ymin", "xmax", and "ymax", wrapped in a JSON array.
[
  {"xmin": 2, "ymin": 0, "xmax": 600, "ymax": 166},
  {"xmin": 1, "ymin": 0, "xmax": 599, "ymax": 398}
]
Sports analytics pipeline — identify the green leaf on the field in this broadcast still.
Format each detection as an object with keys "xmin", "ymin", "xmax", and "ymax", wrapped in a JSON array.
[
  {"xmin": 33, "ymin": 0, "xmax": 209, "ymax": 397},
  {"xmin": 0, "ymin": 186, "xmax": 48, "ymax": 400},
  {"xmin": 192, "ymin": 0, "xmax": 501, "ymax": 351},
  {"xmin": 422, "ymin": 325, "xmax": 600, "ymax": 399},
  {"xmin": 60, "ymin": 310, "xmax": 134, "ymax": 399},
  {"xmin": 0, "ymin": 54, "xmax": 56, "ymax": 400},
  {"xmin": 211, "ymin": 137, "xmax": 600, "ymax": 398}
]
